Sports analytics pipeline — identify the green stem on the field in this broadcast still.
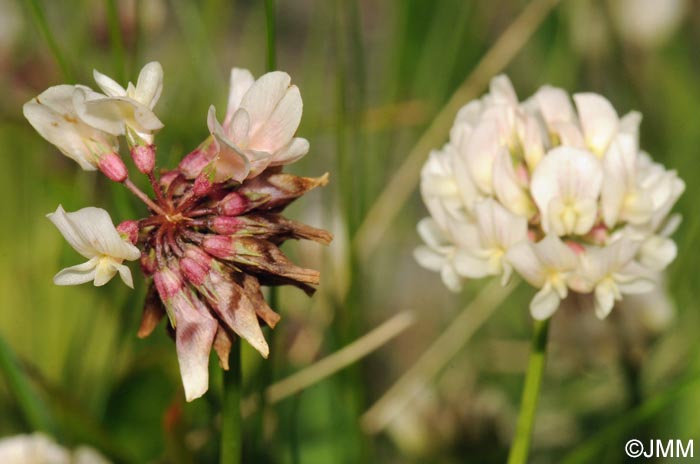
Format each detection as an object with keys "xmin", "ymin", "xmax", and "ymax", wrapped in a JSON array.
[
  {"xmin": 507, "ymin": 318, "xmax": 550, "ymax": 464},
  {"xmin": 264, "ymin": 0, "xmax": 277, "ymax": 71},
  {"xmin": 220, "ymin": 341, "xmax": 242, "ymax": 464}
]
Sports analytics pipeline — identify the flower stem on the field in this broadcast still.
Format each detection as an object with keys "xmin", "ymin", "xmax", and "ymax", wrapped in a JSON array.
[
  {"xmin": 264, "ymin": 0, "xmax": 277, "ymax": 71},
  {"xmin": 220, "ymin": 341, "xmax": 242, "ymax": 464},
  {"xmin": 507, "ymin": 318, "xmax": 550, "ymax": 464},
  {"xmin": 123, "ymin": 178, "xmax": 167, "ymax": 215}
]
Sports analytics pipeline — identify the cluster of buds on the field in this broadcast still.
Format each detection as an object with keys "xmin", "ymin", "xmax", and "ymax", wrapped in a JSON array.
[
  {"xmin": 24, "ymin": 63, "xmax": 331, "ymax": 401},
  {"xmin": 416, "ymin": 75, "xmax": 684, "ymax": 320}
]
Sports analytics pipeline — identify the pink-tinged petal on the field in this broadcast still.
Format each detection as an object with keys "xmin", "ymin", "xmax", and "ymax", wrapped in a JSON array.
[
  {"xmin": 530, "ymin": 283, "xmax": 561, "ymax": 320},
  {"xmin": 207, "ymin": 106, "xmax": 250, "ymax": 182},
  {"xmin": 601, "ymin": 133, "xmax": 637, "ymax": 227},
  {"xmin": 248, "ymin": 85, "xmax": 302, "ymax": 153},
  {"xmin": 550, "ymin": 121, "xmax": 585, "ymax": 148},
  {"xmin": 488, "ymin": 75, "xmax": 518, "ymax": 106},
  {"xmin": 507, "ymin": 241, "xmax": 545, "ymax": 287},
  {"xmin": 93, "ymin": 69, "xmax": 126, "ymax": 97},
  {"xmin": 530, "ymin": 147, "xmax": 603, "ymax": 235},
  {"xmin": 228, "ymin": 108, "xmax": 250, "ymax": 145},
  {"xmin": 225, "ymin": 68, "xmax": 255, "ymax": 125},
  {"xmin": 535, "ymin": 85, "xmax": 576, "ymax": 128},
  {"xmin": 53, "ymin": 258, "xmax": 99, "ymax": 285},
  {"xmin": 521, "ymin": 114, "xmax": 545, "ymax": 170},
  {"xmin": 573, "ymin": 93, "xmax": 619, "ymax": 155},
  {"xmin": 239, "ymin": 71, "xmax": 292, "ymax": 134},
  {"xmin": 492, "ymin": 149, "xmax": 534, "ymax": 218},
  {"xmin": 174, "ymin": 296, "xmax": 218, "ymax": 402},
  {"xmin": 474, "ymin": 198, "xmax": 528, "ymax": 249},
  {"xmin": 533, "ymin": 234, "xmax": 578, "ymax": 272},
  {"xmin": 463, "ymin": 118, "xmax": 500, "ymax": 194},
  {"xmin": 269, "ymin": 137, "xmax": 309, "ymax": 166},
  {"xmin": 134, "ymin": 61, "xmax": 163, "ymax": 109}
]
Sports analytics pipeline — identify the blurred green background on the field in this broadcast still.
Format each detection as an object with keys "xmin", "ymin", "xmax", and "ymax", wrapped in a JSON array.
[{"xmin": 1, "ymin": 0, "xmax": 699, "ymax": 462}]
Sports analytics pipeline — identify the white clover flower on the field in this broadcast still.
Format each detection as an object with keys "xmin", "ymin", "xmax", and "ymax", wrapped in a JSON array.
[
  {"xmin": 207, "ymin": 68, "xmax": 309, "ymax": 182},
  {"xmin": 22, "ymin": 85, "xmax": 120, "ymax": 172},
  {"xmin": 78, "ymin": 61, "xmax": 164, "ymax": 145},
  {"xmin": 47, "ymin": 205, "xmax": 141, "ymax": 288},
  {"xmin": 415, "ymin": 75, "xmax": 684, "ymax": 320},
  {"xmin": 0, "ymin": 433, "xmax": 110, "ymax": 464}
]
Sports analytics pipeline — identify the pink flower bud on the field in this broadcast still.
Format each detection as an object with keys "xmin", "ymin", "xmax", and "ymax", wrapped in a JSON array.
[
  {"xmin": 140, "ymin": 250, "xmax": 157, "ymax": 276},
  {"xmin": 131, "ymin": 144, "xmax": 156, "ymax": 174},
  {"xmin": 193, "ymin": 173, "xmax": 213, "ymax": 197},
  {"xmin": 565, "ymin": 240, "xmax": 586, "ymax": 255},
  {"xmin": 116, "ymin": 220, "xmax": 139, "ymax": 244},
  {"xmin": 183, "ymin": 245, "xmax": 213, "ymax": 266},
  {"xmin": 154, "ymin": 266, "xmax": 184, "ymax": 300},
  {"xmin": 98, "ymin": 152, "xmax": 128, "ymax": 182},
  {"xmin": 208, "ymin": 216, "xmax": 243, "ymax": 235},
  {"xmin": 202, "ymin": 235, "xmax": 234, "ymax": 260},
  {"xmin": 180, "ymin": 257, "xmax": 209, "ymax": 286},
  {"xmin": 590, "ymin": 224, "xmax": 608, "ymax": 244},
  {"xmin": 217, "ymin": 192, "xmax": 248, "ymax": 216}
]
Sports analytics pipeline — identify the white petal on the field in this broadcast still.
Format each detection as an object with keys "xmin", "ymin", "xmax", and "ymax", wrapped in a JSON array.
[
  {"xmin": 248, "ymin": 85, "xmax": 302, "ymax": 153},
  {"xmin": 530, "ymin": 284, "xmax": 561, "ymax": 320},
  {"xmin": 573, "ymin": 93, "xmax": 619, "ymax": 155},
  {"xmin": 535, "ymin": 85, "xmax": 576, "ymax": 128},
  {"xmin": 534, "ymin": 234, "xmax": 578, "ymax": 272},
  {"xmin": 94, "ymin": 258, "xmax": 118, "ymax": 286},
  {"xmin": 489, "ymin": 75, "xmax": 518, "ymax": 106},
  {"xmin": 134, "ymin": 61, "xmax": 163, "ymax": 108},
  {"xmin": 23, "ymin": 86, "xmax": 110, "ymax": 170},
  {"xmin": 93, "ymin": 69, "xmax": 126, "ymax": 97},
  {"xmin": 240, "ymin": 71, "xmax": 292, "ymax": 134},
  {"xmin": 228, "ymin": 108, "xmax": 250, "ymax": 145},
  {"xmin": 463, "ymin": 118, "xmax": 500, "ymax": 194},
  {"xmin": 53, "ymin": 258, "xmax": 99, "ymax": 285},
  {"xmin": 207, "ymin": 105, "xmax": 251, "ymax": 182},
  {"xmin": 115, "ymin": 262, "xmax": 135, "ymax": 288},
  {"xmin": 73, "ymin": 88, "xmax": 126, "ymax": 136},
  {"xmin": 601, "ymin": 133, "xmax": 637, "ymax": 227},
  {"xmin": 492, "ymin": 149, "xmax": 534, "ymax": 218},
  {"xmin": 594, "ymin": 281, "xmax": 616, "ymax": 319},
  {"xmin": 48, "ymin": 205, "xmax": 141, "ymax": 260},
  {"xmin": 269, "ymin": 137, "xmax": 309, "ymax": 166},
  {"xmin": 507, "ymin": 240, "xmax": 545, "ymax": 287},
  {"xmin": 414, "ymin": 245, "xmax": 447, "ymax": 272},
  {"xmin": 440, "ymin": 265, "xmax": 463, "ymax": 292},
  {"xmin": 639, "ymin": 236, "xmax": 677, "ymax": 271},
  {"xmin": 225, "ymin": 68, "xmax": 255, "ymax": 125},
  {"xmin": 417, "ymin": 217, "xmax": 449, "ymax": 249},
  {"xmin": 530, "ymin": 146, "xmax": 603, "ymax": 235},
  {"xmin": 453, "ymin": 249, "xmax": 492, "ymax": 278},
  {"xmin": 474, "ymin": 198, "xmax": 527, "ymax": 249}
]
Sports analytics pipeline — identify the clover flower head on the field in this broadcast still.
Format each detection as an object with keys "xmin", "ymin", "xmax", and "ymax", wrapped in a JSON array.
[
  {"xmin": 25, "ymin": 62, "xmax": 331, "ymax": 401},
  {"xmin": 416, "ymin": 75, "xmax": 684, "ymax": 320}
]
